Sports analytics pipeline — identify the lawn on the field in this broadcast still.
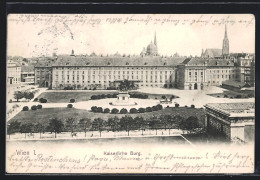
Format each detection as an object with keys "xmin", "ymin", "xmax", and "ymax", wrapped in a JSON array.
[
  {"xmin": 37, "ymin": 91, "xmax": 178, "ymax": 103},
  {"xmin": 9, "ymin": 107, "xmax": 206, "ymax": 126}
]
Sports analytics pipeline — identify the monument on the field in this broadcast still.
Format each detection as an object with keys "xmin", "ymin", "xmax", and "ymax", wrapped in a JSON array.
[{"xmin": 111, "ymin": 80, "xmax": 137, "ymax": 106}]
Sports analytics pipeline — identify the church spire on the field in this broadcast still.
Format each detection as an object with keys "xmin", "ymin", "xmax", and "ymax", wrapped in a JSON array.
[
  {"xmin": 222, "ymin": 24, "xmax": 229, "ymax": 56},
  {"xmin": 224, "ymin": 24, "xmax": 228, "ymax": 38},
  {"xmin": 154, "ymin": 31, "xmax": 157, "ymax": 47}
]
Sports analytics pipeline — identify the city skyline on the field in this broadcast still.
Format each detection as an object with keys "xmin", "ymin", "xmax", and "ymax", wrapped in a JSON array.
[{"xmin": 7, "ymin": 14, "xmax": 255, "ymax": 58}]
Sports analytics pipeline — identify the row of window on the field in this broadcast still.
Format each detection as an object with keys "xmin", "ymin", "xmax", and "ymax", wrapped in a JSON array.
[{"xmin": 54, "ymin": 70, "xmax": 173, "ymax": 75}]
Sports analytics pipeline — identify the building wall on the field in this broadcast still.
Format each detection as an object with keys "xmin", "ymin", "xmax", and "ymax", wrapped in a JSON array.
[
  {"xmin": 35, "ymin": 67, "xmax": 52, "ymax": 88},
  {"xmin": 207, "ymin": 66, "xmax": 236, "ymax": 86},
  {"xmin": 51, "ymin": 66, "xmax": 175, "ymax": 89},
  {"xmin": 7, "ymin": 64, "xmax": 21, "ymax": 85},
  {"xmin": 183, "ymin": 66, "xmax": 207, "ymax": 90}
]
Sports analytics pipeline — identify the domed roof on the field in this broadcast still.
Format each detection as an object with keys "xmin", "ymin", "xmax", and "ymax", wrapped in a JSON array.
[{"xmin": 147, "ymin": 41, "xmax": 157, "ymax": 51}]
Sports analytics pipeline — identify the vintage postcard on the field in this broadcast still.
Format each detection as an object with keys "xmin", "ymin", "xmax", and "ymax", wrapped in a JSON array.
[{"xmin": 6, "ymin": 14, "xmax": 255, "ymax": 174}]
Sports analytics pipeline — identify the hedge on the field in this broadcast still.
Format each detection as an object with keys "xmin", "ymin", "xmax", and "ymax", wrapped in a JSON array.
[
  {"xmin": 22, "ymin": 106, "xmax": 29, "ymax": 111},
  {"xmin": 31, "ymin": 105, "xmax": 37, "ymax": 110},
  {"xmin": 111, "ymin": 108, "xmax": 119, "ymax": 114},
  {"xmin": 67, "ymin": 104, "xmax": 73, "ymax": 108}
]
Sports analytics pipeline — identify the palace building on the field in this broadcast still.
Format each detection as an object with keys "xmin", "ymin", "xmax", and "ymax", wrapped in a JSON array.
[{"xmin": 34, "ymin": 26, "xmax": 255, "ymax": 90}]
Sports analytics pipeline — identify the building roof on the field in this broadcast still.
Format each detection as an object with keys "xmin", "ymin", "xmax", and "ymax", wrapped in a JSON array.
[
  {"xmin": 52, "ymin": 56, "xmax": 185, "ymax": 67},
  {"xmin": 222, "ymin": 80, "xmax": 247, "ymax": 88},
  {"xmin": 203, "ymin": 48, "xmax": 222, "ymax": 57},
  {"xmin": 181, "ymin": 57, "xmax": 234, "ymax": 67},
  {"xmin": 21, "ymin": 65, "xmax": 34, "ymax": 72},
  {"xmin": 205, "ymin": 102, "xmax": 255, "ymax": 117}
]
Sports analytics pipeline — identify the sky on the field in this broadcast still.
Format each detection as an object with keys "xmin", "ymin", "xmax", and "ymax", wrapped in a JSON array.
[{"xmin": 7, "ymin": 14, "xmax": 255, "ymax": 58}]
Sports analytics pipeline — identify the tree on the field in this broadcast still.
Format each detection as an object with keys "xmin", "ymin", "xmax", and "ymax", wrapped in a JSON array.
[
  {"xmin": 66, "ymin": 118, "xmax": 77, "ymax": 136},
  {"xmin": 22, "ymin": 106, "xmax": 29, "ymax": 111},
  {"xmin": 31, "ymin": 105, "xmax": 37, "ymax": 110},
  {"xmin": 20, "ymin": 123, "xmax": 33, "ymax": 139},
  {"xmin": 67, "ymin": 104, "xmax": 73, "ymax": 108},
  {"xmin": 104, "ymin": 108, "xmax": 110, "ymax": 113},
  {"xmin": 111, "ymin": 108, "xmax": 119, "ymax": 114},
  {"xmin": 134, "ymin": 116, "xmax": 145, "ymax": 135},
  {"xmin": 162, "ymin": 95, "xmax": 166, "ymax": 99},
  {"xmin": 119, "ymin": 116, "xmax": 134, "ymax": 136},
  {"xmin": 149, "ymin": 116, "xmax": 160, "ymax": 135},
  {"xmin": 130, "ymin": 108, "xmax": 138, "ymax": 114},
  {"xmin": 120, "ymin": 108, "xmax": 128, "ymax": 114},
  {"xmin": 146, "ymin": 107, "xmax": 153, "ymax": 112},
  {"xmin": 179, "ymin": 116, "xmax": 201, "ymax": 134},
  {"xmin": 78, "ymin": 118, "xmax": 92, "ymax": 137},
  {"xmin": 48, "ymin": 118, "xmax": 64, "ymax": 138},
  {"xmin": 107, "ymin": 117, "xmax": 120, "ymax": 133},
  {"xmin": 37, "ymin": 104, "xmax": 42, "ymax": 109},
  {"xmin": 156, "ymin": 104, "xmax": 163, "ymax": 110},
  {"xmin": 97, "ymin": 107, "xmax": 103, "ymax": 113},
  {"xmin": 91, "ymin": 106, "xmax": 98, "ymax": 112},
  {"xmin": 24, "ymin": 92, "xmax": 34, "ymax": 101},
  {"xmin": 34, "ymin": 122, "xmax": 45, "ymax": 139},
  {"xmin": 138, "ymin": 108, "xmax": 146, "ymax": 113},
  {"xmin": 14, "ymin": 91, "xmax": 24, "ymax": 102},
  {"xmin": 172, "ymin": 115, "xmax": 184, "ymax": 130},
  {"xmin": 7, "ymin": 121, "xmax": 21, "ymax": 139},
  {"xmin": 92, "ymin": 118, "xmax": 105, "ymax": 137},
  {"xmin": 118, "ymin": 79, "xmax": 132, "ymax": 91}
]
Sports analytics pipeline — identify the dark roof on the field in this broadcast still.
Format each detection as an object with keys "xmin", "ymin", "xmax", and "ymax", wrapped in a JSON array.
[
  {"xmin": 204, "ymin": 49, "xmax": 222, "ymax": 57},
  {"xmin": 21, "ymin": 65, "xmax": 34, "ymax": 72},
  {"xmin": 52, "ymin": 56, "xmax": 185, "ymax": 67},
  {"xmin": 222, "ymin": 80, "xmax": 247, "ymax": 88},
  {"xmin": 205, "ymin": 102, "xmax": 254, "ymax": 114},
  {"xmin": 181, "ymin": 57, "xmax": 234, "ymax": 67}
]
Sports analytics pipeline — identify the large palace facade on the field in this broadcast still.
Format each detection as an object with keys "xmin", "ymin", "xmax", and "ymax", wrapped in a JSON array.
[{"xmin": 34, "ymin": 26, "xmax": 255, "ymax": 90}]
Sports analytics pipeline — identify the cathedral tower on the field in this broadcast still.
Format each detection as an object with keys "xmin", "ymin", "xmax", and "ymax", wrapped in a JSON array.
[{"xmin": 222, "ymin": 24, "xmax": 229, "ymax": 56}]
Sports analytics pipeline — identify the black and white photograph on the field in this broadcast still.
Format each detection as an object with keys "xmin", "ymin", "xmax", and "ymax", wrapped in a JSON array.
[{"xmin": 6, "ymin": 13, "xmax": 255, "ymax": 174}]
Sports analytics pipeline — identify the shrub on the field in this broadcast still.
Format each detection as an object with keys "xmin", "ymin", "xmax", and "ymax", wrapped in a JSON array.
[
  {"xmin": 146, "ymin": 107, "xmax": 153, "ymax": 112},
  {"xmin": 138, "ymin": 108, "xmax": 146, "ymax": 113},
  {"xmin": 91, "ymin": 106, "xmax": 98, "ymax": 112},
  {"xmin": 217, "ymin": 96, "xmax": 220, "ymax": 98},
  {"xmin": 31, "ymin": 105, "xmax": 37, "ymax": 110},
  {"xmin": 112, "ymin": 94, "xmax": 118, "ymax": 98},
  {"xmin": 37, "ymin": 104, "xmax": 42, "ymax": 109},
  {"xmin": 236, "ymin": 95, "xmax": 242, "ymax": 98},
  {"xmin": 84, "ymin": 87, "xmax": 88, "ymax": 90},
  {"xmin": 104, "ymin": 108, "xmax": 110, "ymax": 113},
  {"xmin": 70, "ymin": 99, "xmax": 75, "ymax": 103},
  {"xmin": 224, "ymin": 94, "xmax": 228, "ymax": 98},
  {"xmin": 39, "ymin": 98, "xmax": 47, "ymax": 103},
  {"xmin": 191, "ymin": 104, "xmax": 195, "ymax": 108},
  {"xmin": 162, "ymin": 95, "xmax": 166, "ymax": 99},
  {"xmin": 67, "ymin": 104, "xmax": 73, "ymax": 108},
  {"xmin": 101, "ymin": 94, "xmax": 106, "ymax": 99},
  {"xmin": 120, "ymin": 108, "xmax": 128, "ymax": 114},
  {"xmin": 33, "ymin": 98, "xmax": 38, "ymax": 102},
  {"xmin": 93, "ymin": 87, "xmax": 97, "ymax": 90},
  {"xmin": 185, "ymin": 105, "xmax": 188, "ymax": 107},
  {"xmin": 130, "ymin": 108, "xmax": 138, "ymax": 114},
  {"xmin": 175, "ymin": 103, "xmax": 179, "ymax": 108},
  {"xmin": 22, "ymin": 106, "xmax": 29, "ymax": 111},
  {"xmin": 111, "ymin": 108, "xmax": 119, "ymax": 114},
  {"xmin": 152, "ymin": 106, "xmax": 159, "ymax": 111},
  {"xmin": 107, "ymin": 94, "xmax": 112, "ymax": 98},
  {"xmin": 9, "ymin": 99, "xmax": 12, "ymax": 103},
  {"xmin": 91, "ymin": 95, "xmax": 97, "ymax": 100},
  {"xmin": 96, "ymin": 95, "xmax": 101, "ymax": 99},
  {"xmin": 157, "ymin": 104, "xmax": 163, "ymax": 110},
  {"xmin": 143, "ymin": 95, "xmax": 148, "ymax": 99},
  {"xmin": 97, "ymin": 107, "xmax": 103, "ymax": 113}
]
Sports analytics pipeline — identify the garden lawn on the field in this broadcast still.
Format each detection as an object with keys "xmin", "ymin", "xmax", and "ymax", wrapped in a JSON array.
[
  {"xmin": 36, "ymin": 91, "xmax": 178, "ymax": 103},
  {"xmin": 9, "ymin": 107, "xmax": 205, "ymax": 127}
]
